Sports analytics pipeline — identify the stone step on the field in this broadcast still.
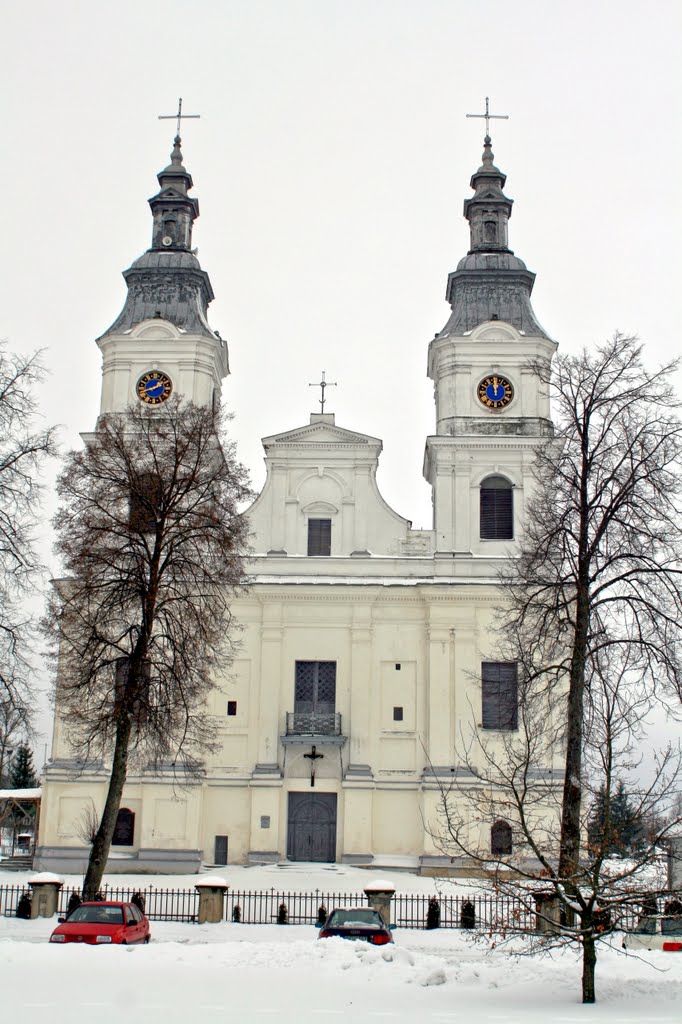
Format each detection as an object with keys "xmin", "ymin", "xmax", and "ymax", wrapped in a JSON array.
[{"xmin": 1, "ymin": 856, "xmax": 33, "ymax": 871}]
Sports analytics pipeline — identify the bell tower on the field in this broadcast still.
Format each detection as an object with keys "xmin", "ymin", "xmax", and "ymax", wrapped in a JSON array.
[
  {"xmin": 95, "ymin": 133, "xmax": 228, "ymax": 418},
  {"xmin": 424, "ymin": 129, "xmax": 556, "ymax": 557}
]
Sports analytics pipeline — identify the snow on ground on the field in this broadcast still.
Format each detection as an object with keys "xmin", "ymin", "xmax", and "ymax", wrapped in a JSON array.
[
  {"xmin": 0, "ymin": 859, "xmax": 479, "ymax": 894},
  {"xmin": 2, "ymin": 863, "xmax": 681, "ymax": 1022}
]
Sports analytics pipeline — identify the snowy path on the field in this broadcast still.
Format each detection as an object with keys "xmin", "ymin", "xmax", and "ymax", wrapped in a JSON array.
[{"xmin": 2, "ymin": 918, "xmax": 681, "ymax": 1023}]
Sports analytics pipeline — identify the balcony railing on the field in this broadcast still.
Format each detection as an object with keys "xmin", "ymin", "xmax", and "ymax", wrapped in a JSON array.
[{"xmin": 285, "ymin": 712, "xmax": 342, "ymax": 737}]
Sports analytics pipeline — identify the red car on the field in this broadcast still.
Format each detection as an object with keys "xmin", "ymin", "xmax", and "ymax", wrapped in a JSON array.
[{"xmin": 49, "ymin": 901, "xmax": 151, "ymax": 945}]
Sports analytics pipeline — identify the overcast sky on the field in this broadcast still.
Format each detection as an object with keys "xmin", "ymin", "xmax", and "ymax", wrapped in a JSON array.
[{"xmin": 3, "ymin": 1, "xmax": 681, "ymax": 751}]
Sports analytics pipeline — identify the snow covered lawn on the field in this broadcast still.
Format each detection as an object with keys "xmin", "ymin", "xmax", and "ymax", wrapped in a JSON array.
[{"xmin": 1, "ymin": 864, "xmax": 681, "ymax": 1021}]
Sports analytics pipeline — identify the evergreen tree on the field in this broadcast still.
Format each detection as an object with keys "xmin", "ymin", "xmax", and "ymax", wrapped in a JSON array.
[
  {"xmin": 587, "ymin": 781, "xmax": 646, "ymax": 856},
  {"xmin": 9, "ymin": 743, "xmax": 37, "ymax": 789}
]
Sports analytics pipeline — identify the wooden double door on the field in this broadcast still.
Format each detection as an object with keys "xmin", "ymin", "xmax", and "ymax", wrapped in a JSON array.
[{"xmin": 287, "ymin": 792, "xmax": 337, "ymax": 862}]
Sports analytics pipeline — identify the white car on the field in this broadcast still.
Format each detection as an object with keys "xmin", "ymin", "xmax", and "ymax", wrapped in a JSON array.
[{"xmin": 623, "ymin": 915, "xmax": 682, "ymax": 952}]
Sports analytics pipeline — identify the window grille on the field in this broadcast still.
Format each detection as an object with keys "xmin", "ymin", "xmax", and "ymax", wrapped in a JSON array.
[{"xmin": 295, "ymin": 661, "xmax": 336, "ymax": 714}]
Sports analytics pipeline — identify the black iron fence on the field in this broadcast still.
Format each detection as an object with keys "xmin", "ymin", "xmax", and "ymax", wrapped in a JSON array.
[
  {"xmin": 0, "ymin": 883, "xmax": 199, "ymax": 921},
  {"xmin": 0, "ymin": 882, "xmax": 666, "ymax": 930}
]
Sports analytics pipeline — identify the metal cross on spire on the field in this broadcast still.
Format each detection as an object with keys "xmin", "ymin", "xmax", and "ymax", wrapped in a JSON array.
[
  {"xmin": 466, "ymin": 96, "xmax": 509, "ymax": 136},
  {"xmin": 308, "ymin": 370, "xmax": 337, "ymax": 413},
  {"xmin": 158, "ymin": 97, "xmax": 201, "ymax": 137}
]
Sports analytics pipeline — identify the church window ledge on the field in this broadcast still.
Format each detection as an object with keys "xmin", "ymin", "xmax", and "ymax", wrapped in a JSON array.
[{"xmin": 281, "ymin": 711, "xmax": 346, "ymax": 747}]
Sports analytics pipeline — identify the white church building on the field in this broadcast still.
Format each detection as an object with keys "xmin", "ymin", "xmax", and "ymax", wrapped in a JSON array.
[{"xmin": 36, "ymin": 126, "xmax": 562, "ymax": 874}]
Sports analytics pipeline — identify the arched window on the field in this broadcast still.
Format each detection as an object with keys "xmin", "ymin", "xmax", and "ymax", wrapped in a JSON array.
[
  {"xmin": 480, "ymin": 475, "xmax": 513, "ymax": 540},
  {"xmin": 112, "ymin": 807, "xmax": 135, "ymax": 846},
  {"xmin": 484, "ymin": 219, "xmax": 498, "ymax": 242},
  {"xmin": 491, "ymin": 820, "xmax": 512, "ymax": 856}
]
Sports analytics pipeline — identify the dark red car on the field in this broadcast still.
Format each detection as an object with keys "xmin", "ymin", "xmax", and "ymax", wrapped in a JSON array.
[
  {"xmin": 49, "ymin": 900, "xmax": 151, "ymax": 945},
  {"xmin": 318, "ymin": 907, "xmax": 393, "ymax": 944}
]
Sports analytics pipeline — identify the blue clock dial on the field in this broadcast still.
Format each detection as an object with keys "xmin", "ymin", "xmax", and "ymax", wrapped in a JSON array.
[
  {"xmin": 477, "ymin": 374, "xmax": 513, "ymax": 409},
  {"xmin": 136, "ymin": 370, "xmax": 173, "ymax": 405}
]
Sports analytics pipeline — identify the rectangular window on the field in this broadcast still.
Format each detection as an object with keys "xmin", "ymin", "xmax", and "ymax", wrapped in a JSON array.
[
  {"xmin": 393, "ymin": 706, "xmax": 404, "ymax": 721},
  {"xmin": 481, "ymin": 662, "xmax": 518, "ymax": 730},
  {"xmin": 395, "ymin": 663, "xmax": 401, "ymax": 671},
  {"xmin": 294, "ymin": 661, "xmax": 337, "ymax": 714},
  {"xmin": 129, "ymin": 472, "xmax": 163, "ymax": 534},
  {"xmin": 227, "ymin": 700, "xmax": 237, "ymax": 716},
  {"xmin": 480, "ymin": 482, "xmax": 513, "ymax": 540},
  {"xmin": 307, "ymin": 518, "xmax": 331, "ymax": 556}
]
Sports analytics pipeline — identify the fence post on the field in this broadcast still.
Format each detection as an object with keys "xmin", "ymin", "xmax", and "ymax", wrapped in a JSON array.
[
  {"xmin": 195, "ymin": 878, "xmax": 228, "ymax": 924},
  {"xmin": 364, "ymin": 878, "xmax": 396, "ymax": 929},
  {"xmin": 532, "ymin": 890, "xmax": 562, "ymax": 934},
  {"xmin": 28, "ymin": 874, "xmax": 63, "ymax": 919}
]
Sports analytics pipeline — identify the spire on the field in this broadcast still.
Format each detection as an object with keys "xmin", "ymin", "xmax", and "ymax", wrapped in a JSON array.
[
  {"xmin": 464, "ymin": 135, "xmax": 513, "ymax": 253},
  {"xmin": 438, "ymin": 134, "xmax": 550, "ymax": 339},
  {"xmin": 148, "ymin": 134, "xmax": 199, "ymax": 252},
  {"xmin": 98, "ymin": 137, "xmax": 215, "ymax": 340}
]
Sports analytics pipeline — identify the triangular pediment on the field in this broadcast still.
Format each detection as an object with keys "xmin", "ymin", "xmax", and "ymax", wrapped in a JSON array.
[
  {"xmin": 263, "ymin": 420, "xmax": 381, "ymax": 449},
  {"xmin": 150, "ymin": 187, "xmax": 190, "ymax": 202}
]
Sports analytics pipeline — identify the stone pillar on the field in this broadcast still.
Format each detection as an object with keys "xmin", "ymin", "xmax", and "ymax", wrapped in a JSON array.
[
  {"xmin": 426, "ymin": 623, "xmax": 453, "ymax": 769},
  {"xmin": 533, "ymin": 891, "xmax": 562, "ymax": 934},
  {"xmin": 195, "ymin": 879, "xmax": 228, "ymax": 924},
  {"xmin": 347, "ymin": 607, "xmax": 373, "ymax": 774},
  {"xmin": 364, "ymin": 879, "xmax": 396, "ymax": 929},
  {"xmin": 28, "ymin": 875, "xmax": 63, "ymax": 918},
  {"xmin": 255, "ymin": 605, "xmax": 283, "ymax": 772}
]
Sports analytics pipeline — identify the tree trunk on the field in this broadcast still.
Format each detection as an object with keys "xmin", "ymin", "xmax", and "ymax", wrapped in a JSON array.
[
  {"xmin": 558, "ymin": 434, "xmax": 591, "ymax": 881},
  {"xmin": 582, "ymin": 933, "xmax": 597, "ymax": 1004},
  {"xmin": 82, "ymin": 712, "xmax": 132, "ymax": 899}
]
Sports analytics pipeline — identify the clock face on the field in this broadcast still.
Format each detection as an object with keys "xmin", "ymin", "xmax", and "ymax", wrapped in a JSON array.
[
  {"xmin": 136, "ymin": 370, "xmax": 173, "ymax": 405},
  {"xmin": 477, "ymin": 374, "xmax": 514, "ymax": 409}
]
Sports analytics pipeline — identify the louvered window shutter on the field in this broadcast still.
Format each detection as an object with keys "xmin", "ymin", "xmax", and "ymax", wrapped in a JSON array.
[
  {"xmin": 481, "ymin": 662, "xmax": 518, "ymax": 730},
  {"xmin": 480, "ymin": 477, "xmax": 513, "ymax": 540},
  {"xmin": 307, "ymin": 518, "xmax": 332, "ymax": 555}
]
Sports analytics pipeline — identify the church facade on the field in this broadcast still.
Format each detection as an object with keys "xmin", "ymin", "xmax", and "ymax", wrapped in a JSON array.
[{"xmin": 36, "ymin": 128, "xmax": 561, "ymax": 874}]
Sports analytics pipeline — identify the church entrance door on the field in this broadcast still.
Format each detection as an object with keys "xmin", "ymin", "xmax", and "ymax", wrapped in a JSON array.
[{"xmin": 287, "ymin": 792, "xmax": 337, "ymax": 862}]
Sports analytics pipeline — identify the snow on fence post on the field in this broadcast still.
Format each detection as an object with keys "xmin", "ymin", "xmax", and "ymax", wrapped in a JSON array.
[
  {"xmin": 28, "ymin": 873, "xmax": 63, "ymax": 919},
  {"xmin": 195, "ymin": 877, "xmax": 228, "ymax": 924},
  {"xmin": 364, "ymin": 878, "xmax": 396, "ymax": 929}
]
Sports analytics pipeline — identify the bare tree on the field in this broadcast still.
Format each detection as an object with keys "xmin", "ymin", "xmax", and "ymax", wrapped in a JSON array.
[
  {"xmin": 0, "ymin": 341, "xmax": 57, "ymax": 718},
  {"xmin": 436, "ymin": 650, "xmax": 682, "ymax": 1005},
  {"xmin": 45, "ymin": 399, "xmax": 251, "ymax": 898},
  {"xmin": 501, "ymin": 334, "xmax": 682, "ymax": 883},
  {"xmin": 73, "ymin": 798, "xmax": 100, "ymax": 847},
  {"xmin": 435, "ymin": 334, "xmax": 682, "ymax": 1003}
]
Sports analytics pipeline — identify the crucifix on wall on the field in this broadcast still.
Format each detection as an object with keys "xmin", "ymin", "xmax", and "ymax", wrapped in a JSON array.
[{"xmin": 303, "ymin": 745, "xmax": 324, "ymax": 787}]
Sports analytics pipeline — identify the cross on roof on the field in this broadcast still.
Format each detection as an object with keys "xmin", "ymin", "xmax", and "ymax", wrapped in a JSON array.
[
  {"xmin": 158, "ymin": 98, "xmax": 201, "ymax": 138},
  {"xmin": 466, "ymin": 97, "xmax": 509, "ymax": 136},
  {"xmin": 308, "ymin": 370, "xmax": 337, "ymax": 413}
]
